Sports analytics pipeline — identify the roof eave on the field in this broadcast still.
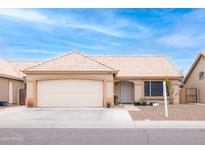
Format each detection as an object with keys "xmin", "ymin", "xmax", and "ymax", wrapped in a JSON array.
[
  {"xmin": 183, "ymin": 52, "xmax": 205, "ymax": 83},
  {"xmin": 0, "ymin": 74, "xmax": 24, "ymax": 81},
  {"xmin": 115, "ymin": 75, "xmax": 182, "ymax": 80},
  {"xmin": 23, "ymin": 70, "xmax": 117, "ymax": 74}
]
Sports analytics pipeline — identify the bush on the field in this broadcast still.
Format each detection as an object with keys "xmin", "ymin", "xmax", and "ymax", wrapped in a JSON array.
[
  {"xmin": 134, "ymin": 102, "xmax": 140, "ymax": 106},
  {"xmin": 139, "ymin": 97, "xmax": 147, "ymax": 103}
]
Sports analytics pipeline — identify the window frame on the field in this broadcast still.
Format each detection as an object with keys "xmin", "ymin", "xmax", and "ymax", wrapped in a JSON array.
[
  {"xmin": 144, "ymin": 80, "xmax": 164, "ymax": 97},
  {"xmin": 199, "ymin": 71, "xmax": 205, "ymax": 80}
]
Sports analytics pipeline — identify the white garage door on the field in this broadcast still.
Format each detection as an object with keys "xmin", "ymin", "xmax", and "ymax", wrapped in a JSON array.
[{"xmin": 37, "ymin": 80, "xmax": 103, "ymax": 107}]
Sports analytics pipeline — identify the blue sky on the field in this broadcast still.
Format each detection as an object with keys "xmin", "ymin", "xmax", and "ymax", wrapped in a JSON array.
[{"xmin": 0, "ymin": 8, "xmax": 205, "ymax": 74}]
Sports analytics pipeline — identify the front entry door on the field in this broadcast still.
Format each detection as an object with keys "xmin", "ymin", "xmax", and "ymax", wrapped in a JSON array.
[{"xmin": 120, "ymin": 81, "xmax": 132, "ymax": 103}]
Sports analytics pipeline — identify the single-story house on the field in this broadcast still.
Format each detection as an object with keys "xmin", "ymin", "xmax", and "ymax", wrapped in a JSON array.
[
  {"xmin": 0, "ymin": 59, "xmax": 39, "ymax": 105},
  {"xmin": 23, "ymin": 51, "xmax": 181, "ymax": 107},
  {"xmin": 183, "ymin": 51, "xmax": 205, "ymax": 103},
  {"xmin": 0, "ymin": 59, "xmax": 24, "ymax": 105}
]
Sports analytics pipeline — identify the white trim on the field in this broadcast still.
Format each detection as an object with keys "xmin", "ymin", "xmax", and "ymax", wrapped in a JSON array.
[
  {"xmin": 163, "ymin": 81, "xmax": 168, "ymax": 117},
  {"xmin": 8, "ymin": 81, "xmax": 13, "ymax": 104}
]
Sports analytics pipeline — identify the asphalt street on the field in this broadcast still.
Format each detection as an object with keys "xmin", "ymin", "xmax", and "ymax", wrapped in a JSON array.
[{"xmin": 1, "ymin": 128, "xmax": 205, "ymax": 145}]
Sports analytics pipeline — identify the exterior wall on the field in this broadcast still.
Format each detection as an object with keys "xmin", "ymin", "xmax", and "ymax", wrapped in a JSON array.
[
  {"xmin": 114, "ymin": 82, "xmax": 120, "ymax": 102},
  {"xmin": 184, "ymin": 56, "xmax": 205, "ymax": 103},
  {"xmin": 114, "ymin": 79, "xmax": 180, "ymax": 104},
  {"xmin": 106, "ymin": 81, "xmax": 114, "ymax": 104},
  {"xmin": 172, "ymin": 80, "xmax": 180, "ymax": 104},
  {"xmin": 132, "ymin": 80, "xmax": 143, "ymax": 102},
  {"xmin": 0, "ymin": 77, "xmax": 24, "ymax": 105},
  {"xmin": 13, "ymin": 80, "xmax": 25, "ymax": 105},
  {"xmin": 0, "ymin": 77, "xmax": 9, "ymax": 102},
  {"xmin": 26, "ymin": 73, "xmax": 114, "ymax": 107},
  {"xmin": 26, "ymin": 72, "xmax": 180, "ymax": 107}
]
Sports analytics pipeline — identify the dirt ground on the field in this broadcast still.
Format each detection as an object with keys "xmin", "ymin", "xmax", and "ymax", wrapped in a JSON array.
[{"xmin": 129, "ymin": 104, "xmax": 205, "ymax": 121}]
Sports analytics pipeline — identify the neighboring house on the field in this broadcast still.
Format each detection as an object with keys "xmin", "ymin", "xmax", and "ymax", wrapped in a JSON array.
[
  {"xmin": 0, "ymin": 59, "xmax": 39, "ymax": 105},
  {"xmin": 0, "ymin": 59, "xmax": 24, "ymax": 105},
  {"xmin": 23, "ymin": 52, "xmax": 181, "ymax": 107},
  {"xmin": 183, "ymin": 52, "xmax": 205, "ymax": 103},
  {"xmin": 8, "ymin": 61, "xmax": 40, "ymax": 79}
]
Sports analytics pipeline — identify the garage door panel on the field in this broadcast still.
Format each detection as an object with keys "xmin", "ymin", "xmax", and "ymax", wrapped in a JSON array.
[{"xmin": 37, "ymin": 80, "xmax": 103, "ymax": 107}]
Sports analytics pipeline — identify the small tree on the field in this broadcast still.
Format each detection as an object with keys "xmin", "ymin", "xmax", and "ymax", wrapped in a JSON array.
[{"xmin": 166, "ymin": 80, "xmax": 174, "ymax": 104}]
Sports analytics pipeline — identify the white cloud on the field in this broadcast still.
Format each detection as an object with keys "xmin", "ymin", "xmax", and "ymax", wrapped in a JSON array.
[
  {"xmin": 18, "ymin": 49, "xmax": 57, "ymax": 55},
  {"xmin": 157, "ymin": 34, "xmax": 196, "ymax": 47},
  {"xmin": 0, "ymin": 9, "xmax": 54, "ymax": 24},
  {"xmin": 64, "ymin": 21, "xmax": 150, "ymax": 39},
  {"xmin": 157, "ymin": 33, "xmax": 205, "ymax": 48},
  {"xmin": 0, "ymin": 9, "xmax": 149, "ymax": 39},
  {"xmin": 154, "ymin": 9, "xmax": 205, "ymax": 48},
  {"xmin": 64, "ymin": 23, "xmax": 126, "ymax": 38}
]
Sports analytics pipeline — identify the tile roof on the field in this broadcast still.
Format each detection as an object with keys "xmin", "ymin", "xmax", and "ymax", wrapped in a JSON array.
[
  {"xmin": 183, "ymin": 51, "xmax": 205, "ymax": 83},
  {"xmin": 92, "ymin": 55, "xmax": 180, "ymax": 78},
  {"xmin": 8, "ymin": 61, "xmax": 40, "ymax": 77},
  {"xmin": 24, "ymin": 52, "xmax": 116, "ymax": 73},
  {"xmin": 0, "ymin": 59, "xmax": 23, "ymax": 80}
]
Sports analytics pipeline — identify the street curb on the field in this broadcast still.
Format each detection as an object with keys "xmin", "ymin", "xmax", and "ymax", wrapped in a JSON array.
[{"xmin": 135, "ymin": 121, "xmax": 205, "ymax": 128}]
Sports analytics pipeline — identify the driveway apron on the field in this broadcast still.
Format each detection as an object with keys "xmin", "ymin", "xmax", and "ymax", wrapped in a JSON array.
[{"xmin": 0, "ymin": 107, "xmax": 134, "ymax": 128}]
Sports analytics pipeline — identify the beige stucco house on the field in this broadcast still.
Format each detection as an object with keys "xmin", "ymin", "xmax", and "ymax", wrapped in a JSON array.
[
  {"xmin": 0, "ymin": 59, "xmax": 24, "ymax": 105},
  {"xmin": 183, "ymin": 52, "xmax": 205, "ymax": 103},
  {"xmin": 23, "ymin": 52, "xmax": 181, "ymax": 107},
  {"xmin": 0, "ymin": 60, "xmax": 39, "ymax": 105}
]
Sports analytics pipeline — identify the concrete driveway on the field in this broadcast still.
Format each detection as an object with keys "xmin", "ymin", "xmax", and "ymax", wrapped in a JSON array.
[{"xmin": 0, "ymin": 107, "xmax": 134, "ymax": 128}]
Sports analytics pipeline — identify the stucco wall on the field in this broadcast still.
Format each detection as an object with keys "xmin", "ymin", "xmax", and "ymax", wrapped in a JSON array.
[
  {"xmin": 26, "ymin": 73, "xmax": 114, "ymax": 107},
  {"xmin": 114, "ymin": 82, "xmax": 120, "ymax": 102},
  {"xmin": 0, "ymin": 77, "xmax": 9, "ymax": 102},
  {"xmin": 27, "ymin": 82, "xmax": 33, "ymax": 98},
  {"xmin": 0, "ymin": 77, "xmax": 24, "ymax": 105},
  {"xmin": 26, "ymin": 73, "xmax": 180, "ymax": 106},
  {"xmin": 132, "ymin": 80, "xmax": 143, "ymax": 102},
  {"xmin": 172, "ymin": 80, "xmax": 180, "ymax": 104},
  {"xmin": 13, "ymin": 80, "xmax": 25, "ymax": 105},
  {"xmin": 114, "ymin": 79, "xmax": 180, "ymax": 104},
  {"xmin": 106, "ymin": 81, "xmax": 114, "ymax": 104},
  {"xmin": 185, "ymin": 56, "xmax": 205, "ymax": 103},
  {"xmin": 26, "ymin": 73, "xmax": 113, "ymax": 81}
]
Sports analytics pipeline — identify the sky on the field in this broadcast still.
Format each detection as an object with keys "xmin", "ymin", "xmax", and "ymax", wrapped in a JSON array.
[{"xmin": 0, "ymin": 8, "xmax": 205, "ymax": 75}]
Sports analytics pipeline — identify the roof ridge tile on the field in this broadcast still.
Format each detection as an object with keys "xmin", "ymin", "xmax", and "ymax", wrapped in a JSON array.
[{"xmin": 24, "ymin": 51, "xmax": 117, "ymax": 73}]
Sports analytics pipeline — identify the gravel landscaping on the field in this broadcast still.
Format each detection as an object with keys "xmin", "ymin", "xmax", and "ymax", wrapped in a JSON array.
[{"xmin": 129, "ymin": 104, "xmax": 205, "ymax": 121}]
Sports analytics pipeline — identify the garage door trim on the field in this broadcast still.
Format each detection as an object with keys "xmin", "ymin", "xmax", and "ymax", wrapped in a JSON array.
[
  {"xmin": 35, "ymin": 78, "xmax": 105, "ymax": 107},
  {"xmin": 32, "ymin": 75, "xmax": 107, "ymax": 82}
]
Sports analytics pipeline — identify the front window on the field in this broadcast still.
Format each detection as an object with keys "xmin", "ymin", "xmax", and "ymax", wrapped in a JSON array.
[{"xmin": 144, "ymin": 81, "xmax": 163, "ymax": 97}]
